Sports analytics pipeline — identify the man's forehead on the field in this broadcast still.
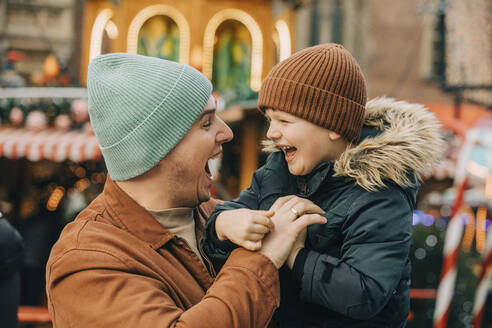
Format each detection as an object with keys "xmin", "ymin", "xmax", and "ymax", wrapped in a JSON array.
[
  {"xmin": 195, "ymin": 96, "xmax": 216, "ymax": 120},
  {"xmin": 204, "ymin": 96, "xmax": 216, "ymax": 111}
]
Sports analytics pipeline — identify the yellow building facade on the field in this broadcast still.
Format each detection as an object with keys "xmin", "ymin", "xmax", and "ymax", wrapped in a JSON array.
[{"xmin": 81, "ymin": 0, "xmax": 295, "ymax": 195}]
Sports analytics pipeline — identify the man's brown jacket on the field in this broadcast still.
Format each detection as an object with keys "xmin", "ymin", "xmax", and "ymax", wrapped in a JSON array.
[{"xmin": 46, "ymin": 177, "xmax": 280, "ymax": 327}]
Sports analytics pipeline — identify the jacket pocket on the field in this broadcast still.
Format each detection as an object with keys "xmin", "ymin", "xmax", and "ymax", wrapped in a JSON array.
[
  {"xmin": 308, "ymin": 212, "xmax": 344, "ymax": 254},
  {"xmin": 381, "ymin": 279, "xmax": 410, "ymax": 327}
]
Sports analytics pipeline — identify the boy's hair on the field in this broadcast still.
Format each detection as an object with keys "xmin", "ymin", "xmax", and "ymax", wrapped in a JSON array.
[
  {"xmin": 258, "ymin": 43, "xmax": 367, "ymax": 143},
  {"xmin": 87, "ymin": 53, "xmax": 212, "ymax": 181}
]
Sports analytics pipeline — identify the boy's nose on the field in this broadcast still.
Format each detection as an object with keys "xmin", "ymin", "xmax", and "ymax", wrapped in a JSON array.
[{"xmin": 266, "ymin": 124, "xmax": 280, "ymax": 140}]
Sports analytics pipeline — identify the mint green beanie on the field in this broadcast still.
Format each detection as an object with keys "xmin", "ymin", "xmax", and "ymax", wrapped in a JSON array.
[{"xmin": 87, "ymin": 53, "xmax": 212, "ymax": 180}]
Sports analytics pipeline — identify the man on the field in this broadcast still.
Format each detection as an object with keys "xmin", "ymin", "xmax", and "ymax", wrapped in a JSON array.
[{"xmin": 46, "ymin": 53, "xmax": 326, "ymax": 327}]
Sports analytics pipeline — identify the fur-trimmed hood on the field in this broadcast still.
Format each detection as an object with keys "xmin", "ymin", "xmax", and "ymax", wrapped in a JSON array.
[{"xmin": 262, "ymin": 97, "xmax": 444, "ymax": 191}]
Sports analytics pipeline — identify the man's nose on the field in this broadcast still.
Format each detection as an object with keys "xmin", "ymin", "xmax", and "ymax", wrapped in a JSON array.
[{"xmin": 216, "ymin": 117, "xmax": 233, "ymax": 144}]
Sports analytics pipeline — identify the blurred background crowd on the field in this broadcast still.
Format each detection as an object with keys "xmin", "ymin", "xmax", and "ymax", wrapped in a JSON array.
[{"xmin": 0, "ymin": 0, "xmax": 490, "ymax": 327}]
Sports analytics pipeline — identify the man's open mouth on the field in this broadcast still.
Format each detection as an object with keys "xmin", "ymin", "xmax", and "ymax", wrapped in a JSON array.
[
  {"xmin": 205, "ymin": 161, "xmax": 212, "ymax": 178},
  {"xmin": 205, "ymin": 154, "xmax": 221, "ymax": 179}
]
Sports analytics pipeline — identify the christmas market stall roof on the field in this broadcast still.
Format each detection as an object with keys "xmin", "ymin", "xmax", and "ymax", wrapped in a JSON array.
[
  {"xmin": 0, "ymin": 87, "xmax": 88, "ymax": 99},
  {"xmin": 0, "ymin": 128, "xmax": 101, "ymax": 162},
  {"xmin": 0, "ymin": 87, "xmax": 101, "ymax": 162}
]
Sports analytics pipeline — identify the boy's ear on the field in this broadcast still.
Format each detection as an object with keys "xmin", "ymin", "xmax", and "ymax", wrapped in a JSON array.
[{"xmin": 328, "ymin": 131, "xmax": 342, "ymax": 141}]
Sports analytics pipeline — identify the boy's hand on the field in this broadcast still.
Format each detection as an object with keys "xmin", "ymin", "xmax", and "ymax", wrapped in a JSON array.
[{"xmin": 215, "ymin": 209, "xmax": 274, "ymax": 251}]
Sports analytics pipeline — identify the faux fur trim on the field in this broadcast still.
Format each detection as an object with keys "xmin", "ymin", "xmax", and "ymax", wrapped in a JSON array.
[{"xmin": 262, "ymin": 97, "xmax": 444, "ymax": 191}]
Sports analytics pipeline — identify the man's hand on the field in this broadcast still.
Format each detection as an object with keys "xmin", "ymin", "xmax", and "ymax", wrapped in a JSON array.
[
  {"xmin": 269, "ymin": 195, "xmax": 324, "ymax": 217},
  {"xmin": 215, "ymin": 209, "xmax": 274, "ymax": 251},
  {"xmin": 286, "ymin": 227, "xmax": 307, "ymax": 269},
  {"xmin": 260, "ymin": 196, "xmax": 326, "ymax": 269}
]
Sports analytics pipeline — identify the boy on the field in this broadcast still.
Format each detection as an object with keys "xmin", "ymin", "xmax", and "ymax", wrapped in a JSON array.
[{"xmin": 202, "ymin": 44, "xmax": 443, "ymax": 327}]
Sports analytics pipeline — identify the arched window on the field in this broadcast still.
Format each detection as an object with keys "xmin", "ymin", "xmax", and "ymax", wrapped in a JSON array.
[
  {"xmin": 212, "ymin": 20, "xmax": 254, "ymax": 103},
  {"xmin": 273, "ymin": 20, "xmax": 291, "ymax": 64},
  {"xmin": 89, "ymin": 9, "xmax": 119, "ymax": 61},
  {"xmin": 137, "ymin": 15, "xmax": 179, "ymax": 61},
  {"xmin": 127, "ymin": 5, "xmax": 190, "ymax": 64},
  {"xmin": 203, "ymin": 9, "xmax": 263, "ymax": 92}
]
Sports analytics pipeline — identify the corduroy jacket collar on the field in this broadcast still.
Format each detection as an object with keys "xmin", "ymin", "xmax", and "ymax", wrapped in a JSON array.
[
  {"xmin": 101, "ymin": 176, "xmax": 174, "ymax": 250},
  {"xmin": 100, "ymin": 176, "xmax": 216, "ymax": 251}
]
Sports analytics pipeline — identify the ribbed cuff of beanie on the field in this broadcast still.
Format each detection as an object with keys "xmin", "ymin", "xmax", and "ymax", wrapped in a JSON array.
[{"xmin": 258, "ymin": 76, "xmax": 364, "ymax": 143}]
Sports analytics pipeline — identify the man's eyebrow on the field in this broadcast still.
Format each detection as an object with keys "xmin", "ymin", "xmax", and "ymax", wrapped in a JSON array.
[{"xmin": 198, "ymin": 108, "xmax": 216, "ymax": 119}]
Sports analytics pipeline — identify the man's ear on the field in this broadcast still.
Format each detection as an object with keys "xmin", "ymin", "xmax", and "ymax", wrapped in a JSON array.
[{"xmin": 328, "ymin": 131, "xmax": 342, "ymax": 141}]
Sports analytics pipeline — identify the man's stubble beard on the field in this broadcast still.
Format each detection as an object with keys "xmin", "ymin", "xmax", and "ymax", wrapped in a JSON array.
[{"xmin": 168, "ymin": 162, "xmax": 205, "ymax": 208}]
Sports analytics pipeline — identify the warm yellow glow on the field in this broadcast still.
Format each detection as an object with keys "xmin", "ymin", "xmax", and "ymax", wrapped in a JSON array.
[
  {"xmin": 75, "ymin": 167, "xmax": 86, "ymax": 178},
  {"xmin": 127, "ymin": 5, "xmax": 190, "ymax": 64},
  {"xmin": 203, "ymin": 9, "xmax": 263, "ymax": 91},
  {"xmin": 47, "ymin": 186, "xmax": 65, "ymax": 211},
  {"xmin": 461, "ymin": 205, "xmax": 475, "ymax": 252},
  {"xmin": 486, "ymin": 175, "xmax": 492, "ymax": 199},
  {"xmin": 190, "ymin": 45, "xmax": 203, "ymax": 71},
  {"xmin": 91, "ymin": 172, "xmax": 106, "ymax": 185},
  {"xmin": 275, "ymin": 20, "xmax": 291, "ymax": 62},
  {"xmin": 475, "ymin": 207, "xmax": 487, "ymax": 253},
  {"xmin": 75, "ymin": 178, "xmax": 91, "ymax": 192},
  {"xmin": 89, "ymin": 9, "xmax": 114, "ymax": 61},
  {"xmin": 105, "ymin": 20, "xmax": 119, "ymax": 40}
]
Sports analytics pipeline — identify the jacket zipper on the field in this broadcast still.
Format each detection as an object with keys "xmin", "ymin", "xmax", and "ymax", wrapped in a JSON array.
[
  {"xmin": 175, "ymin": 236, "xmax": 216, "ymax": 279},
  {"xmin": 299, "ymin": 177, "xmax": 308, "ymax": 195},
  {"xmin": 198, "ymin": 242, "xmax": 216, "ymax": 279}
]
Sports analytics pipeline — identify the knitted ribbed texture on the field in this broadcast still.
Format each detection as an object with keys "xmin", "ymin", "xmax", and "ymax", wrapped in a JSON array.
[
  {"xmin": 87, "ymin": 53, "xmax": 212, "ymax": 180},
  {"xmin": 258, "ymin": 43, "xmax": 367, "ymax": 143}
]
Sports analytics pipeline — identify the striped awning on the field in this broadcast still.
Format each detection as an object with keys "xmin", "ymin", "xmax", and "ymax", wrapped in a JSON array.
[
  {"xmin": 0, "ymin": 128, "xmax": 101, "ymax": 162},
  {"xmin": 422, "ymin": 159, "xmax": 456, "ymax": 180}
]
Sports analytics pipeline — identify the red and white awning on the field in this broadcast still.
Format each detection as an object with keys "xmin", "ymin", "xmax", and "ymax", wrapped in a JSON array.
[
  {"xmin": 0, "ymin": 128, "xmax": 101, "ymax": 162},
  {"xmin": 422, "ymin": 159, "xmax": 456, "ymax": 180}
]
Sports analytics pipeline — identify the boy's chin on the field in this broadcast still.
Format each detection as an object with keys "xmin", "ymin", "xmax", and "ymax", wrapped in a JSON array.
[
  {"xmin": 287, "ymin": 164, "xmax": 303, "ymax": 176},
  {"xmin": 288, "ymin": 162, "xmax": 318, "ymax": 176}
]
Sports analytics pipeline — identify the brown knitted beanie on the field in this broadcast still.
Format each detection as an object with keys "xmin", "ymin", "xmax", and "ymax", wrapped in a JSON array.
[{"xmin": 258, "ymin": 43, "xmax": 367, "ymax": 143}]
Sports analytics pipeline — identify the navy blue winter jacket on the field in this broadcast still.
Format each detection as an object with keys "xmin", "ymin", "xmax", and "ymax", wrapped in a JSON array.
[{"xmin": 202, "ymin": 98, "xmax": 443, "ymax": 328}]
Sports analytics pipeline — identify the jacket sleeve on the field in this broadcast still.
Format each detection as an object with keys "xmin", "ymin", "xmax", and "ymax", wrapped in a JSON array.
[
  {"xmin": 0, "ymin": 217, "xmax": 24, "ymax": 328},
  {"xmin": 0, "ymin": 218, "xmax": 24, "ymax": 278},
  {"xmin": 202, "ymin": 169, "xmax": 263, "ymax": 260},
  {"xmin": 292, "ymin": 188, "xmax": 412, "ymax": 320},
  {"xmin": 47, "ymin": 248, "xmax": 279, "ymax": 328}
]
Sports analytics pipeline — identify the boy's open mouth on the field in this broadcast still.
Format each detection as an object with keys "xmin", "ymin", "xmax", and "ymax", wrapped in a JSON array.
[{"xmin": 280, "ymin": 146, "xmax": 297, "ymax": 162}]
